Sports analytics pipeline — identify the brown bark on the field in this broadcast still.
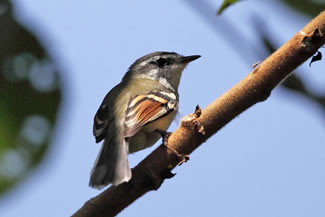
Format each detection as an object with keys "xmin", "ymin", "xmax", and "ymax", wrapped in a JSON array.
[{"xmin": 72, "ymin": 11, "xmax": 325, "ymax": 217}]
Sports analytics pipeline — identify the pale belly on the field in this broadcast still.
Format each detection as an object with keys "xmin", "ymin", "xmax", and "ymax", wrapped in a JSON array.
[{"xmin": 128, "ymin": 110, "xmax": 177, "ymax": 153}]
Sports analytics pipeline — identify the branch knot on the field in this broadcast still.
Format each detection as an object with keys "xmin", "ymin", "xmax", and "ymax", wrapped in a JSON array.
[{"xmin": 301, "ymin": 28, "xmax": 323, "ymax": 52}]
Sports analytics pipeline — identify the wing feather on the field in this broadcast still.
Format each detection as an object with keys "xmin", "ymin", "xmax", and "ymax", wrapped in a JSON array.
[
  {"xmin": 93, "ymin": 103, "xmax": 110, "ymax": 143},
  {"xmin": 124, "ymin": 91, "xmax": 177, "ymax": 137}
]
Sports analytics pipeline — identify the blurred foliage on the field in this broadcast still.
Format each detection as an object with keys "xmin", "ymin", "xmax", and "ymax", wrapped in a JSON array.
[
  {"xmin": 0, "ymin": 0, "xmax": 62, "ymax": 195},
  {"xmin": 280, "ymin": 0, "xmax": 325, "ymax": 17},
  {"xmin": 217, "ymin": 0, "xmax": 240, "ymax": 15}
]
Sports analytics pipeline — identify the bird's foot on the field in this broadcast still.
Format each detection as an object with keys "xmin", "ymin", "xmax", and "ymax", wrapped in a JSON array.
[
  {"xmin": 155, "ymin": 129, "xmax": 189, "ymax": 166},
  {"xmin": 155, "ymin": 129, "xmax": 172, "ymax": 146}
]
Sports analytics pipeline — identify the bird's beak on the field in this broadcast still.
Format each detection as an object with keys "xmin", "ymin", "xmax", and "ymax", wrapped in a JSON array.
[{"xmin": 180, "ymin": 55, "xmax": 201, "ymax": 64}]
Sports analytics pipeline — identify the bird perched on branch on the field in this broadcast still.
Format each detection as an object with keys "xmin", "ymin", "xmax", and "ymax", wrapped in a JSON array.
[{"xmin": 89, "ymin": 51, "xmax": 200, "ymax": 189}]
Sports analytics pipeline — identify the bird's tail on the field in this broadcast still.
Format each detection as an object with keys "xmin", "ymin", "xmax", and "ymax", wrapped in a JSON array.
[{"xmin": 89, "ymin": 138, "xmax": 131, "ymax": 189}]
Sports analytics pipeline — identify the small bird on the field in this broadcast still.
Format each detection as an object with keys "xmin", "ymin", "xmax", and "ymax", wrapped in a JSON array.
[{"xmin": 89, "ymin": 51, "xmax": 200, "ymax": 189}]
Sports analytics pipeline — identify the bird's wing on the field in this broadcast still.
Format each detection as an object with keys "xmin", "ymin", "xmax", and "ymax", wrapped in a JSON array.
[
  {"xmin": 93, "ymin": 100, "xmax": 111, "ymax": 143},
  {"xmin": 124, "ymin": 91, "xmax": 178, "ymax": 138}
]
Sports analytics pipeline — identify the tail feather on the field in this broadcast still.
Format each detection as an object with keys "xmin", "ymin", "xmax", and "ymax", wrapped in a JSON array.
[{"xmin": 89, "ymin": 138, "xmax": 131, "ymax": 188}]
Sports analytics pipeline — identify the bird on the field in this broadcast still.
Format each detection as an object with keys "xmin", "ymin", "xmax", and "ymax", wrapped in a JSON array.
[{"xmin": 89, "ymin": 51, "xmax": 200, "ymax": 189}]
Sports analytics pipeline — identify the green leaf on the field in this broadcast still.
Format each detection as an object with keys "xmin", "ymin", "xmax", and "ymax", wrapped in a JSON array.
[
  {"xmin": 280, "ymin": 0, "xmax": 325, "ymax": 17},
  {"xmin": 0, "ymin": 0, "xmax": 62, "ymax": 196},
  {"xmin": 217, "ymin": 0, "xmax": 240, "ymax": 15}
]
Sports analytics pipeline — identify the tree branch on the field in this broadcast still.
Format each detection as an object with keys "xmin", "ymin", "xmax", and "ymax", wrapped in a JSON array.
[{"xmin": 72, "ymin": 11, "xmax": 325, "ymax": 217}]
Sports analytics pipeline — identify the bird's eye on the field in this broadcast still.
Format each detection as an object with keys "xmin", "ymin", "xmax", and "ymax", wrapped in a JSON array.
[{"xmin": 156, "ymin": 58, "xmax": 169, "ymax": 68}]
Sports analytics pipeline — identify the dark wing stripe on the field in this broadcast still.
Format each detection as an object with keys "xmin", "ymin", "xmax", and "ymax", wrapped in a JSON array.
[
  {"xmin": 151, "ymin": 91, "xmax": 178, "ymax": 103},
  {"xmin": 93, "ymin": 103, "xmax": 110, "ymax": 143}
]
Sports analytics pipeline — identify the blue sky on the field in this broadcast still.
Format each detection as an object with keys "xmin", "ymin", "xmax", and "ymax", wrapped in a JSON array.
[{"xmin": 1, "ymin": 0, "xmax": 325, "ymax": 216}]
